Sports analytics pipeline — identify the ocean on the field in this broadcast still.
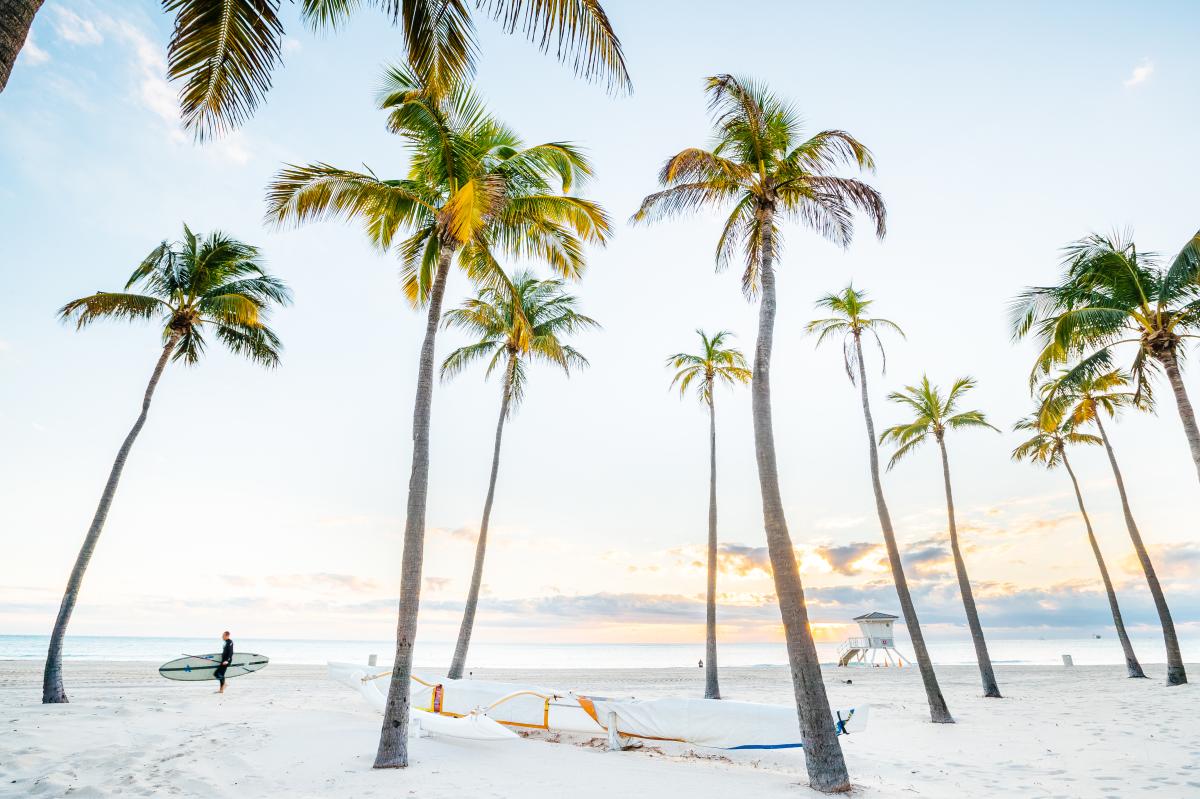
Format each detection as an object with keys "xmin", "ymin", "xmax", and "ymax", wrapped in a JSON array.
[{"xmin": 1, "ymin": 634, "xmax": 1194, "ymax": 668}]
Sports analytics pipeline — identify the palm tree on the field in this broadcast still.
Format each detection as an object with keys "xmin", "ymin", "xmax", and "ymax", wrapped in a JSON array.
[
  {"xmin": 1, "ymin": 1, "xmax": 629, "ymax": 136},
  {"xmin": 1013, "ymin": 230, "xmax": 1200, "ymax": 485},
  {"xmin": 1011, "ymin": 408, "xmax": 1145, "ymax": 678},
  {"xmin": 265, "ymin": 68, "xmax": 609, "ymax": 768},
  {"xmin": 44, "ymin": 226, "xmax": 291, "ymax": 704},
  {"xmin": 442, "ymin": 272, "xmax": 597, "ymax": 680},
  {"xmin": 881, "ymin": 376, "xmax": 1002, "ymax": 698},
  {"xmin": 666, "ymin": 329, "xmax": 751, "ymax": 701},
  {"xmin": 807, "ymin": 287, "xmax": 952, "ymax": 723},
  {"xmin": 633, "ymin": 74, "xmax": 885, "ymax": 793},
  {"xmin": 1038, "ymin": 368, "xmax": 1187, "ymax": 685}
]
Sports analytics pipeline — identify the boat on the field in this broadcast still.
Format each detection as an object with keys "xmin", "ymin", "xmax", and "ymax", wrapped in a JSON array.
[{"xmin": 328, "ymin": 662, "xmax": 868, "ymax": 750}]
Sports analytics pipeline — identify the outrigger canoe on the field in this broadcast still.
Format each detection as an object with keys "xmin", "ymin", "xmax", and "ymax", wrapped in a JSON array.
[{"xmin": 328, "ymin": 662, "xmax": 867, "ymax": 750}]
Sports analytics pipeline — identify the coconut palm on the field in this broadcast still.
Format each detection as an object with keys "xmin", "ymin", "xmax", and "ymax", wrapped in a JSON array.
[
  {"xmin": 265, "ymin": 67, "xmax": 609, "ymax": 767},
  {"xmin": 807, "ymin": 287, "xmax": 952, "ymax": 723},
  {"xmin": 881, "ymin": 376, "xmax": 1002, "ymax": 698},
  {"xmin": 633, "ymin": 74, "xmax": 885, "ymax": 793},
  {"xmin": 442, "ymin": 272, "xmax": 597, "ymax": 680},
  {"xmin": 1, "ymin": 1, "xmax": 628, "ymax": 136},
  {"xmin": 666, "ymin": 329, "xmax": 751, "ymax": 700},
  {"xmin": 44, "ymin": 226, "xmax": 291, "ymax": 704},
  {"xmin": 1012, "ymin": 230, "xmax": 1200, "ymax": 485},
  {"xmin": 1011, "ymin": 408, "xmax": 1145, "ymax": 678},
  {"xmin": 1038, "ymin": 368, "xmax": 1187, "ymax": 685}
]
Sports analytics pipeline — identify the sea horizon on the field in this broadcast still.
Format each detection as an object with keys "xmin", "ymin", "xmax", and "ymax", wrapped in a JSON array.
[{"xmin": 3, "ymin": 633, "xmax": 1196, "ymax": 669}]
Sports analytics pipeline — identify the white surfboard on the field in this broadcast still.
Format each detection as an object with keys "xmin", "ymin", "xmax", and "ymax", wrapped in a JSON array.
[{"xmin": 159, "ymin": 653, "xmax": 269, "ymax": 681}]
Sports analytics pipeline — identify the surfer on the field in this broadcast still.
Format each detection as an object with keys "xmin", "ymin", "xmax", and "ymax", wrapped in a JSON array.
[{"xmin": 215, "ymin": 631, "xmax": 233, "ymax": 693}]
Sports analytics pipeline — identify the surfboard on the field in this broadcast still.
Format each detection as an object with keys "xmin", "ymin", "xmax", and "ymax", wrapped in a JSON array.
[{"xmin": 158, "ymin": 653, "xmax": 269, "ymax": 681}]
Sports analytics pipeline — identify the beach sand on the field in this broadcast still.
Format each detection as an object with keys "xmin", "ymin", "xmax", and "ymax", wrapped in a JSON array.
[{"xmin": 1, "ymin": 659, "xmax": 1196, "ymax": 797}]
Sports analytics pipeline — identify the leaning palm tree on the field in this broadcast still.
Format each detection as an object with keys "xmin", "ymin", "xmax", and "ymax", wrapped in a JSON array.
[
  {"xmin": 666, "ymin": 329, "xmax": 751, "ymax": 700},
  {"xmin": 1011, "ymin": 408, "xmax": 1145, "ymax": 678},
  {"xmin": 1012, "ymin": 230, "xmax": 1200, "ymax": 484},
  {"xmin": 1, "ymin": 0, "xmax": 629, "ymax": 135},
  {"xmin": 1039, "ymin": 368, "xmax": 1187, "ymax": 685},
  {"xmin": 443, "ymin": 273, "xmax": 597, "ymax": 679},
  {"xmin": 44, "ymin": 226, "xmax": 291, "ymax": 704},
  {"xmin": 807, "ymin": 287, "xmax": 952, "ymax": 723},
  {"xmin": 633, "ymin": 74, "xmax": 885, "ymax": 793},
  {"xmin": 881, "ymin": 376, "xmax": 1002, "ymax": 699},
  {"xmin": 265, "ymin": 67, "xmax": 609, "ymax": 768}
]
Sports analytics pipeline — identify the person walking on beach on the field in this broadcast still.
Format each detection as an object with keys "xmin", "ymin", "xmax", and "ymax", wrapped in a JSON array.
[{"xmin": 215, "ymin": 631, "xmax": 233, "ymax": 694}]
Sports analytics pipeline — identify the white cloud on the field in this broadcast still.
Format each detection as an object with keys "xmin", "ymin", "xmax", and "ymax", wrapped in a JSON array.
[
  {"xmin": 105, "ymin": 19, "xmax": 177, "ymax": 129},
  {"xmin": 282, "ymin": 37, "xmax": 302, "ymax": 55},
  {"xmin": 52, "ymin": 7, "xmax": 103, "ymax": 46},
  {"xmin": 21, "ymin": 31, "xmax": 50, "ymax": 66},
  {"xmin": 1123, "ymin": 58, "xmax": 1154, "ymax": 87}
]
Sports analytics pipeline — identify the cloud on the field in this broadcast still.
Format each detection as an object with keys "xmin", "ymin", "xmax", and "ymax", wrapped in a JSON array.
[
  {"xmin": 432, "ymin": 526, "xmax": 479, "ymax": 544},
  {"xmin": 902, "ymin": 537, "xmax": 953, "ymax": 576},
  {"xmin": 822, "ymin": 542, "xmax": 886, "ymax": 575},
  {"xmin": 713, "ymin": 541, "xmax": 885, "ymax": 577},
  {"xmin": 1121, "ymin": 542, "xmax": 1200, "ymax": 581},
  {"xmin": 262, "ymin": 573, "xmax": 381, "ymax": 593},
  {"xmin": 424, "ymin": 577, "xmax": 452, "ymax": 593},
  {"xmin": 1123, "ymin": 58, "xmax": 1154, "ymax": 87},
  {"xmin": 20, "ymin": 31, "xmax": 50, "ymax": 66},
  {"xmin": 52, "ymin": 7, "xmax": 103, "ymax": 46}
]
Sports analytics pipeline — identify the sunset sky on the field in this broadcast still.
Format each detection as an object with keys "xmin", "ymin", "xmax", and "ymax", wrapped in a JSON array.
[{"xmin": 2, "ymin": 0, "xmax": 1198, "ymax": 647}]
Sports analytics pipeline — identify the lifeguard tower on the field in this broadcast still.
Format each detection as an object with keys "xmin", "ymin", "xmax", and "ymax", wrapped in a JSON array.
[{"xmin": 837, "ymin": 611, "xmax": 911, "ymax": 668}]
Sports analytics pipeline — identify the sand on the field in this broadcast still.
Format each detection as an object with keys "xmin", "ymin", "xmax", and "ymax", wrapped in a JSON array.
[{"xmin": 1, "ymin": 659, "xmax": 1197, "ymax": 798}]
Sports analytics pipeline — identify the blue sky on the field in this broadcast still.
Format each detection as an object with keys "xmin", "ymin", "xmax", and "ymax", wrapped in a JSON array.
[{"xmin": 1, "ymin": 0, "xmax": 1199, "ymax": 647}]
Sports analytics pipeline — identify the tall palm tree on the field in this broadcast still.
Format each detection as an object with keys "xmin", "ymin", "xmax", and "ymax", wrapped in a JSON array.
[
  {"xmin": 1038, "ymin": 368, "xmax": 1187, "ymax": 685},
  {"xmin": 1011, "ymin": 408, "xmax": 1145, "ymax": 678},
  {"xmin": 881, "ymin": 376, "xmax": 1002, "ymax": 698},
  {"xmin": 807, "ymin": 287, "xmax": 952, "ymax": 724},
  {"xmin": 666, "ymin": 329, "xmax": 751, "ymax": 701},
  {"xmin": 442, "ymin": 272, "xmax": 597, "ymax": 679},
  {"xmin": 1013, "ymin": 230, "xmax": 1200, "ymax": 484},
  {"xmin": 1, "ymin": 1, "xmax": 629, "ymax": 136},
  {"xmin": 44, "ymin": 226, "xmax": 291, "ymax": 704},
  {"xmin": 265, "ymin": 68, "xmax": 609, "ymax": 768},
  {"xmin": 633, "ymin": 74, "xmax": 885, "ymax": 793}
]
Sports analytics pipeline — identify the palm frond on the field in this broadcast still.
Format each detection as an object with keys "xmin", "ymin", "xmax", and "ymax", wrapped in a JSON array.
[{"xmin": 164, "ymin": 0, "xmax": 286, "ymax": 142}]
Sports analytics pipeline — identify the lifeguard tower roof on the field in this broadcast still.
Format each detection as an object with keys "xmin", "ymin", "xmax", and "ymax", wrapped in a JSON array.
[{"xmin": 853, "ymin": 611, "xmax": 898, "ymax": 621}]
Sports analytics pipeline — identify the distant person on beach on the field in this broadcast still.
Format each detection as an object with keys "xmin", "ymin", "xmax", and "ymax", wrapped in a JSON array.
[
  {"xmin": 215, "ymin": 631, "xmax": 233, "ymax": 694},
  {"xmin": 698, "ymin": 659, "xmax": 703, "ymax": 669}
]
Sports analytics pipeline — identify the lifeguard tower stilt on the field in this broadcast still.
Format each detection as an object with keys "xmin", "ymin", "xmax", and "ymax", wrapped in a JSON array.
[{"xmin": 837, "ymin": 611, "xmax": 911, "ymax": 667}]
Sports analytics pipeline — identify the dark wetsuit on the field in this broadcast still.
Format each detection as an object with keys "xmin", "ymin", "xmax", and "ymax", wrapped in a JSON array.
[{"xmin": 215, "ymin": 639, "xmax": 234, "ymax": 685}]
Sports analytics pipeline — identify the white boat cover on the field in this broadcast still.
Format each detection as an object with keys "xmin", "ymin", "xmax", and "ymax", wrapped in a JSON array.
[
  {"xmin": 414, "ymin": 709, "xmax": 519, "ymax": 740},
  {"xmin": 328, "ymin": 662, "xmax": 867, "ymax": 750}
]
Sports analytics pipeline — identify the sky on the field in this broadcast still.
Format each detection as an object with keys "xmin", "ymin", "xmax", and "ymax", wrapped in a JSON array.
[{"xmin": 1, "ymin": 0, "xmax": 1199, "ymax": 649}]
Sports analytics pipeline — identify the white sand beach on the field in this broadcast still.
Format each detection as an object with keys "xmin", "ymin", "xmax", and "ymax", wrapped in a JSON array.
[{"xmin": 2, "ymin": 659, "xmax": 1197, "ymax": 798}]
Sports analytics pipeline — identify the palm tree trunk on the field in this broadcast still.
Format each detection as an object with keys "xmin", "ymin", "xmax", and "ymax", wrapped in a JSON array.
[
  {"xmin": 374, "ymin": 246, "xmax": 454, "ymax": 768},
  {"xmin": 447, "ymin": 354, "xmax": 515, "ymax": 680},
  {"xmin": 1158, "ymin": 350, "xmax": 1200, "ymax": 486},
  {"xmin": 0, "ymin": 0, "xmax": 44, "ymax": 92},
  {"xmin": 1059, "ymin": 450, "xmax": 1145, "ymax": 678},
  {"xmin": 704, "ymin": 391, "xmax": 720, "ymax": 700},
  {"xmin": 1092, "ymin": 413, "xmax": 1187, "ymax": 685},
  {"xmin": 935, "ymin": 436, "xmax": 1001, "ymax": 698},
  {"xmin": 42, "ymin": 332, "xmax": 180, "ymax": 703},
  {"xmin": 751, "ymin": 210, "xmax": 850, "ymax": 793},
  {"xmin": 853, "ymin": 335, "xmax": 952, "ymax": 723}
]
